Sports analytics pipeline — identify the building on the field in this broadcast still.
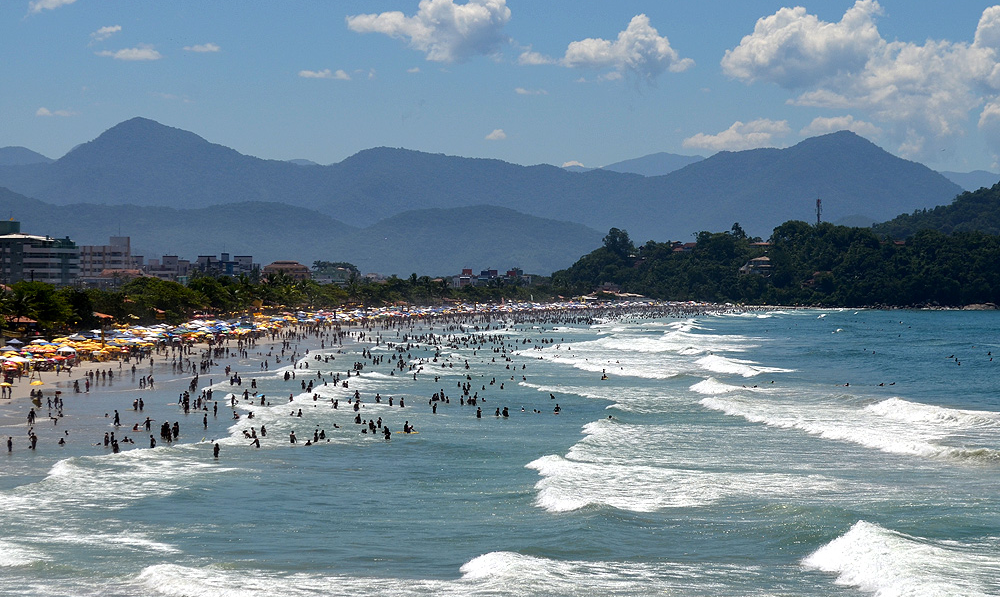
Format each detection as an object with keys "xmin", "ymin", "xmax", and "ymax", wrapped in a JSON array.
[
  {"xmin": 142, "ymin": 255, "xmax": 192, "ymax": 283},
  {"xmin": 312, "ymin": 267, "xmax": 355, "ymax": 287},
  {"xmin": 78, "ymin": 236, "xmax": 136, "ymax": 288},
  {"xmin": 262, "ymin": 260, "xmax": 310, "ymax": 281},
  {"xmin": 452, "ymin": 268, "xmax": 475, "ymax": 288},
  {"xmin": 0, "ymin": 221, "xmax": 79, "ymax": 286},
  {"xmin": 193, "ymin": 253, "xmax": 257, "ymax": 277},
  {"xmin": 452, "ymin": 267, "xmax": 533, "ymax": 288},
  {"xmin": 738, "ymin": 256, "xmax": 772, "ymax": 276}
]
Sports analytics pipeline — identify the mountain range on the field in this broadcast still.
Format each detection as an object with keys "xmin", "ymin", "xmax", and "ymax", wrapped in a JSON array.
[
  {"xmin": 0, "ymin": 187, "xmax": 602, "ymax": 277},
  {"xmin": 0, "ymin": 117, "xmax": 970, "ymax": 274},
  {"xmin": 563, "ymin": 152, "xmax": 705, "ymax": 176},
  {"xmin": 939, "ymin": 170, "xmax": 1000, "ymax": 192}
]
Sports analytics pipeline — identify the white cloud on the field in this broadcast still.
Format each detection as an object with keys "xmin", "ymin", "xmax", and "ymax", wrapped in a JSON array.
[
  {"xmin": 562, "ymin": 160, "xmax": 585, "ymax": 168},
  {"xmin": 347, "ymin": 0, "xmax": 511, "ymax": 63},
  {"xmin": 485, "ymin": 128, "xmax": 507, "ymax": 140},
  {"xmin": 801, "ymin": 115, "xmax": 881, "ymax": 138},
  {"xmin": 95, "ymin": 44, "xmax": 162, "ymax": 61},
  {"xmin": 514, "ymin": 87, "xmax": 547, "ymax": 95},
  {"xmin": 722, "ymin": 0, "xmax": 883, "ymax": 87},
  {"xmin": 561, "ymin": 14, "xmax": 693, "ymax": 81},
  {"xmin": 28, "ymin": 0, "xmax": 75, "ymax": 14},
  {"xmin": 298, "ymin": 69, "xmax": 351, "ymax": 80},
  {"xmin": 90, "ymin": 25, "xmax": 121, "ymax": 43},
  {"xmin": 723, "ymin": 2, "xmax": 1000, "ymax": 163},
  {"xmin": 407, "ymin": 67, "xmax": 421, "ymax": 73},
  {"xmin": 518, "ymin": 49, "xmax": 555, "ymax": 66},
  {"xmin": 682, "ymin": 119, "xmax": 790, "ymax": 151},
  {"xmin": 184, "ymin": 43, "xmax": 220, "ymax": 53},
  {"xmin": 36, "ymin": 107, "xmax": 75, "ymax": 117}
]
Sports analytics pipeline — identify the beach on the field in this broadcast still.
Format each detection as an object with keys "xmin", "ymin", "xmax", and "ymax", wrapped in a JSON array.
[{"xmin": 2, "ymin": 306, "xmax": 999, "ymax": 596}]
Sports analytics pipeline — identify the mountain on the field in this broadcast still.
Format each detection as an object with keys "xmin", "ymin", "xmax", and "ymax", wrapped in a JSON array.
[
  {"xmin": 639, "ymin": 131, "xmax": 962, "ymax": 239},
  {"xmin": 0, "ymin": 187, "xmax": 595, "ymax": 275},
  {"xmin": 939, "ymin": 170, "xmax": 999, "ymax": 192},
  {"xmin": 0, "ymin": 118, "xmax": 962, "ymax": 243},
  {"xmin": 344, "ymin": 205, "xmax": 603, "ymax": 276},
  {"xmin": 0, "ymin": 146, "xmax": 52, "ymax": 166},
  {"xmin": 872, "ymin": 182, "xmax": 1000, "ymax": 238},
  {"xmin": 288, "ymin": 159, "xmax": 320, "ymax": 166},
  {"xmin": 601, "ymin": 152, "xmax": 704, "ymax": 176}
]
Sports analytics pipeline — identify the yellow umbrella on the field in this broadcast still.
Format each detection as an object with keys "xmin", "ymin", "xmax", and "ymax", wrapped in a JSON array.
[
  {"xmin": 0, "ymin": 382, "xmax": 11, "ymax": 387},
  {"xmin": 30, "ymin": 380, "xmax": 44, "ymax": 386}
]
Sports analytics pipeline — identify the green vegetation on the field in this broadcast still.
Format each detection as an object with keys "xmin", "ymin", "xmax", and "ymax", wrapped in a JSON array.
[
  {"xmin": 553, "ymin": 222, "xmax": 1000, "ymax": 307},
  {"xmin": 873, "ymin": 182, "xmax": 1000, "ymax": 238}
]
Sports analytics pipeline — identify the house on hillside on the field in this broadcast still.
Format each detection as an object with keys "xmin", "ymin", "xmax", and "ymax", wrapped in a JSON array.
[{"xmin": 738, "ymin": 256, "xmax": 772, "ymax": 277}]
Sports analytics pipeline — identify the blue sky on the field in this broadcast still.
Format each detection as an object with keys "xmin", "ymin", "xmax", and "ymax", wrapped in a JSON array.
[{"xmin": 3, "ymin": 1, "xmax": 1000, "ymax": 172}]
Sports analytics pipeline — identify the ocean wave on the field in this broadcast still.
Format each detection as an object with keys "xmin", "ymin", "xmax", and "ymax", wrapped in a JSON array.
[
  {"xmin": 0, "ymin": 540, "xmax": 44, "ymax": 567},
  {"xmin": 131, "ymin": 554, "xmax": 758, "ymax": 597},
  {"xmin": 526, "ymin": 453, "xmax": 843, "ymax": 514},
  {"xmin": 696, "ymin": 355, "xmax": 791, "ymax": 378},
  {"xmin": 803, "ymin": 521, "xmax": 1000, "ymax": 597},
  {"xmin": 689, "ymin": 377, "xmax": 767, "ymax": 395},
  {"xmin": 701, "ymin": 395, "xmax": 1000, "ymax": 463},
  {"xmin": 865, "ymin": 398, "xmax": 1000, "ymax": 429}
]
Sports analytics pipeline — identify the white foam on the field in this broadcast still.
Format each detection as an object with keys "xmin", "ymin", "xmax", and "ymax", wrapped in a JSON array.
[
  {"xmin": 804, "ymin": 521, "xmax": 1000, "ymax": 597},
  {"xmin": 865, "ymin": 398, "xmax": 1000, "ymax": 429},
  {"xmin": 689, "ymin": 377, "xmax": 764, "ymax": 395},
  {"xmin": 701, "ymin": 395, "xmax": 1000, "ymax": 463},
  {"xmin": 527, "ymin": 453, "xmax": 843, "ymax": 513},
  {"xmin": 696, "ymin": 355, "xmax": 791, "ymax": 378},
  {"xmin": 0, "ymin": 540, "xmax": 44, "ymax": 567},
  {"xmin": 131, "ymin": 553, "xmax": 750, "ymax": 597}
]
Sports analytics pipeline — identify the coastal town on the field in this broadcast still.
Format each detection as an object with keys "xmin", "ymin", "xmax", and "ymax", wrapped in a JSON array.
[{"xmin": 0, "ymin": 219, "xmax": 538, "ymax": 290}]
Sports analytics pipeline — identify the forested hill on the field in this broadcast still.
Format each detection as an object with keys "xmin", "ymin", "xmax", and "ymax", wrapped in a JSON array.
[
  {"xmin": 552, "ymin": 223, "xmax": 1000, "ymax": 307},
  {"xmin": 873, "ymin": 182, "xmax": 1000, "ymax": 238}
]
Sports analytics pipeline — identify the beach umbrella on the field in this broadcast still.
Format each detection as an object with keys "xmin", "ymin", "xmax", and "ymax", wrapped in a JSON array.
[
  {"xmin": 56, "ymin": 346, "xmax": 77, "ymax": 353},
  {"xmin": 5, "ymin": 339, "xmax": 23, "ymax": 346},
  {"xmin": 30, "ymin": 380, "xmax": 44, "ymax": 386}
]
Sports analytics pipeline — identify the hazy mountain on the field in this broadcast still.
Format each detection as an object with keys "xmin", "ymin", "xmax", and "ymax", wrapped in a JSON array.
[
  {"xmin": 641, "ymin": 131, "xmax": 963, "ymax": 240},
  {"xmin": 601, "ymin": 152, "xmax": 704, "ymax": 176},
  {"xmin": 939, "ymin": 170, "xmax": 999, "ymax": 192},
  {"xmin": 345, "ymin": 205, "xmax": 603, "ymax": 276},
  {"xmin": 0, "ymin": 188, "xmax": 595, "ymax": 275},
  {"xmin": 288, "ymin": 159, "xmax": 320, "ymax": 166},
  {"xmin": 0, "ymin": 146, "xmax": 52, "ymax": 166},
  {"xmin": 873, "ymin": 182, "xmax": 1000, "ymax": 238},
  {"xmin": 562, "ymin": 164, "xmax": 592, "ymax": 173},
  {"xmin": 0, "ymin": 118, "xmax": 963, "ymax": 243}
]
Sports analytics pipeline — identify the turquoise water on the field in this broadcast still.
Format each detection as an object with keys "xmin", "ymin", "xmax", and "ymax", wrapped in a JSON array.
[{"xmin": 2, "ymin": 308, "xmax": 1000, "ymax": 596}]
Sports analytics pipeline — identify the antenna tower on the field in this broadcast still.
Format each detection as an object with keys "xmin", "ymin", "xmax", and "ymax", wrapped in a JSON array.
[{"xmin": 816, "ymin": 198, "xmax": 822, "ymax": 225}]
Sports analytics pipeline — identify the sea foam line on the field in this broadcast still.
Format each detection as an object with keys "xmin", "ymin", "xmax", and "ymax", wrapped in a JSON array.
[{"xmin": 804, "ymin": 521, "xmax": 1000, "ymax": 597}]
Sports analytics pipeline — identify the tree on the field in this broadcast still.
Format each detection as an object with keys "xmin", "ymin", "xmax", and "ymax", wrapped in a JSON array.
[{"xmin": 603, "ymin": 228, "xmax": 634, "ymax": 259}]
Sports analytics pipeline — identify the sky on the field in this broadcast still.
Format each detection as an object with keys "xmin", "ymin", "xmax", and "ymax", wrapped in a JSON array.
[{"xmin": 3, "ymin": 0, "xmax": 1000, "ymax": 173}]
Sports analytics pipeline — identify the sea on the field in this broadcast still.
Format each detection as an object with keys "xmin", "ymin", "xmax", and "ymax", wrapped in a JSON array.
[{"xmin": 1, "ymin": 307, "xmax": 999, "ymax": 596}]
